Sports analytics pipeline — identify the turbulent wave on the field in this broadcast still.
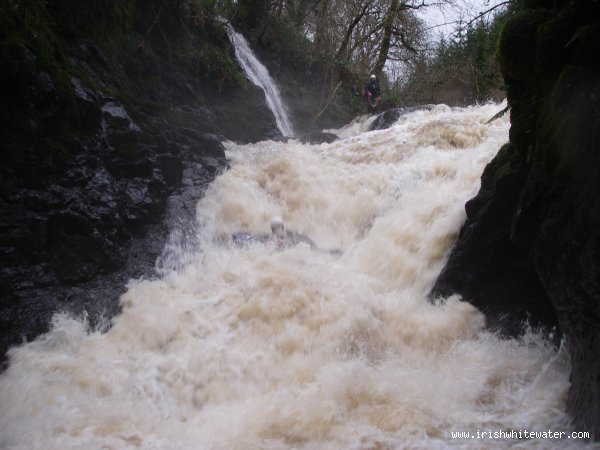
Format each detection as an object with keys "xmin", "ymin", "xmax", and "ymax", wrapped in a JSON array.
[{"xmin": 0, "ymin": 104, "xmax": 589, "ymax": 449}]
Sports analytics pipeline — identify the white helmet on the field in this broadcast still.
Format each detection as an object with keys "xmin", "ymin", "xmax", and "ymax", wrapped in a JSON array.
[
  {"xmin": 271, "ymin": 216, "xmax": 284, "ymax": 234},
  {"xmin": 370, "ymin": 74, "xmax": 376, "ymax": 79}
]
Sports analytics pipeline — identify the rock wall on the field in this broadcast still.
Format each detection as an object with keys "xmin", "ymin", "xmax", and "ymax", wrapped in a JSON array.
[
  {"xmin": 0, "ymin": 0, "xmax": 278, "ymax": 365},
  {"xmin": 432, "ymin": 0, "xmax": 600, "ymax": 436}
]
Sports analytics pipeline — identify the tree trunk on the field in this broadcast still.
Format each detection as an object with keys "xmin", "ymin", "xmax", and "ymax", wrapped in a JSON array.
[
  {"xmin": 373, "ymin": 0, "xmax": 398, "ymax": 76},
  {"xmin": 275, "ymin": 0, "xmax": 285, "ymax": 23},
  {"xmin": 291, "ymin": 0, "xmax": 311, "ymax": 29},
  {"xmin": 314, "ymin": 0, "xmax": 330, "ymax": 57},
  {"xmin": 335, "ymin": 1, "xmax": 372, "ymax": 61}
]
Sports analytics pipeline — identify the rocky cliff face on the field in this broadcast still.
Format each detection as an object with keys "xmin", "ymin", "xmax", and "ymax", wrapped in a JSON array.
[
  {"xmin": 0, "ymin": 0, "xmax": 279, "ymax": 366},
  {"xmin": 432, "ymin": 0, "xmax": 600, "ymax": 436}
]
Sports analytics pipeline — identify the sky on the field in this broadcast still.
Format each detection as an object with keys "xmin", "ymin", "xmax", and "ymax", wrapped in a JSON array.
[{"xmin": 417, "ymin": 0, "xmax": 509, "ymax": 40}]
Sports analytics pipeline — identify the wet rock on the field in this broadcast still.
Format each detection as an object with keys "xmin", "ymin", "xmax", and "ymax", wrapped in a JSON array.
[
  {"xmin": 198, "ymin": 135, "xmax": 228, "ymax": 177},
  {"xmin": 0, "ymin": 1, "xmax": 273, "ymax": 372},
  {"xmin": 195, "ymin": 133, "xmax": 226, "ymax": 160},
  {"xmin": 107, "ymin": 155, "xmax": 155, "ymax": 179},
  {"xmin": 102, "ymin": 100, "xmax": 138, "ymax": 130},
  {"xmin": 33, "ymin": 72, "xmax": 60, "ymax": 121},
  {"xmin": 431, "ymin": 143, "xmax": 558, "ymax": 335},
  {"xmin": 369, "ymin": 105, "xmax": 435, "ymax": 131},
  {"xmin": 298, "ymin": 131, "xmax": 338, "ymax": 144},
  {"xmin": 432, "ymin": 1, "xmax": 600, "ymax": 437},
  {"xmin": 46, "ymin": 211, "xmax": 104, "ymax": 282},
  {"xmin": 157, "ymin": 154, "xmax": 184, "ymax": 187},
  {"xmin": 514, "ymin": 62, "xmax": 600, "ymax": 437},
  {"xmin": 70, "ymin": 77, "xmax": 102, "ymax": 133}
]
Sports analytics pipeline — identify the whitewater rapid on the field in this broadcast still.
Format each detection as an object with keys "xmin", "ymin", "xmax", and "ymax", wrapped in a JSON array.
[{"xmin": 0, "ymin": 104, "xmax": 588, "ymax": 449}]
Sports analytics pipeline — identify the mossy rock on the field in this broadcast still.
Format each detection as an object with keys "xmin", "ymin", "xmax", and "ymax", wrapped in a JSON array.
[{"xmin": 498, "ymin": 9, "xmax": 550, "ymax": 81}]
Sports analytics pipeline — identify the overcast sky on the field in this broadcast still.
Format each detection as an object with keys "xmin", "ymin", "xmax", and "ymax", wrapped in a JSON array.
[{"xmin": 417, "ymin": 0, "xmax": 509, "ymax": 40}]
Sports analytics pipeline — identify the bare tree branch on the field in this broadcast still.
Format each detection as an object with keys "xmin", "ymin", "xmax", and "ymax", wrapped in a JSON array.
[
  {"xmin": 313, "ymin": 80, "xmax": 343, "ymax": 122},
  {"xmin": 464, "ymin": 1, "xmax": 511, "ymax": 26},
  {"xmin": 423, "ymin": 1, "xmax": 511, "ymax": 34}
]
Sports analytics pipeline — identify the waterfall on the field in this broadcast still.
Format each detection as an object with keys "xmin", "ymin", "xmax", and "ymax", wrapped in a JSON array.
[
  {"xmin": 225, "ymin": 24, "xmax": 295, "ymax": 137},
  {"xmin": 0, "ymin": 103, "xmax": 584, "ymax": 449}
]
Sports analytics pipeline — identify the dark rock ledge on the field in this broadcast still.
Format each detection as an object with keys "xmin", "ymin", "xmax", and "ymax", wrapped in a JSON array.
[
  {"xmin": 431, "ymin": 0, "xmax": 600, "ymax": 437},
  {"xmin": 0, "ymin": 13, "xmax": 276, "ymax": 368}
]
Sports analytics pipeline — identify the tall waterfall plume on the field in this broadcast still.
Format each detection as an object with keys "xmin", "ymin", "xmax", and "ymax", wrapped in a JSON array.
[{"xmin": 225, "ymin": 24, "xmax": 295, "ymax": 137}]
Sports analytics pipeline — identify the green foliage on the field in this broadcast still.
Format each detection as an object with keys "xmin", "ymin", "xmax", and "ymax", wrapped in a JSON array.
[
  {"xmin": 1, "ymin": 1, "xmax": 64, "ymax": 136},
  {"xmin": 47, "ymin": 0, "xmax": 134, "ymax": 38},
  {"xmin": 228, "ymin": 0, "xmax": 270, "ymax": 34},
  {"xmin": 262, "ymin": 18, "xmax": 315, "ymax": 72},
  {"xmin": 0, "ymin": 0, "xmax": 136, "ymax": 97},
  {"xmin": 0, "ymin": 0, "xmax": 244, "ymax": 168},
  {"xmin": 196, "ymin": 35, "xmax": 244, "ymax": 85}
]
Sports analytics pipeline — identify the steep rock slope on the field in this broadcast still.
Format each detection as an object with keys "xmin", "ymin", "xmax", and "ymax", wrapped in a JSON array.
[
  {"xmin": 433, "ymin": 0, "xmax": 600, "ymax": 435},
  {"xmin": 0, "ymin": 0, "xmax": 277, "ymax": 364}
]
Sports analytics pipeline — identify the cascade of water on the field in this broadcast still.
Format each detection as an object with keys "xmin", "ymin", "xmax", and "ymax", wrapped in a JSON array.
[
  {"xmin": 225, "ymin": 24, "xmax": 295, "ymax": 137},
  {"xmin": 0, "ymin": 103, "xmax": 589, "ymax": 449}
]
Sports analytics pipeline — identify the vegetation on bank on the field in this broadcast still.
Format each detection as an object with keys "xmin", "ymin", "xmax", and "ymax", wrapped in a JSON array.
[
  {"xmin": 216, "ymin": 0, "xmax": 514, "ymax": 110},
  {"xmin": 1, "ymin": 0, "xmax": 517, "ymax": 149},
  {"xmin": 395, "ymin": 5, "xmax": 515, "ymax": 106},
  {"xmin": 1, "ymin": 0, "xmax": 238, "ymax": 175}
]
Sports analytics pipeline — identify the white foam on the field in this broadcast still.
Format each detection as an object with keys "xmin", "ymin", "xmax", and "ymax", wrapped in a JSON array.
[{"xmin": 1, "ymin": 103, "xmax": 590, "ymax": 449}]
